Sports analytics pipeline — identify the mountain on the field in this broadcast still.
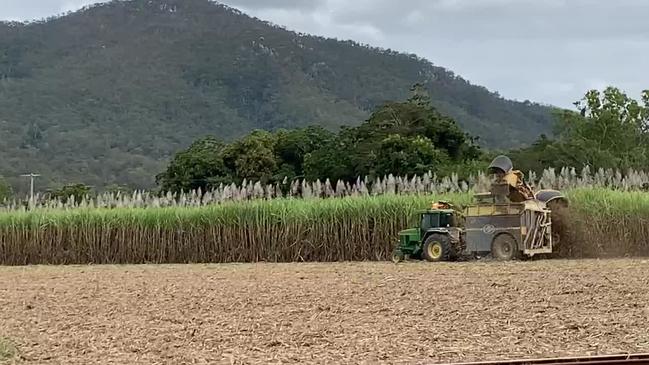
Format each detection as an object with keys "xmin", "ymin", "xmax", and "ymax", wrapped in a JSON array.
[{"xmin": 0, "ymin": 0, "xmax": 556, "ymax": 191}]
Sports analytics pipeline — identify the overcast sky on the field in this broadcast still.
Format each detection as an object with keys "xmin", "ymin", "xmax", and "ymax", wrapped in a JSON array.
[{"xmin": 2, "ymin": 0, "xmax": 648, "ymax": 108}]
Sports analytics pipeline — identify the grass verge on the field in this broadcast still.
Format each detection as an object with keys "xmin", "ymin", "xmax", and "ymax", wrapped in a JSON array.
[{"xmin": 0, "ymin": 338, "xmax": 16, "ymax": 364}]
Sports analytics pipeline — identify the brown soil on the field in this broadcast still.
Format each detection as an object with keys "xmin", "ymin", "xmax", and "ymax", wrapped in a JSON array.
[{"xmin": 1, "ymin": 260, "xmax": 649, "ymax": 364}]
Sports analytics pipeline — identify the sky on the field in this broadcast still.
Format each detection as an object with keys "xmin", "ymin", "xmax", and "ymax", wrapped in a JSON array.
[{"xmin": 1, "ymin": 0, "xmax": 648, "ymax": 108}]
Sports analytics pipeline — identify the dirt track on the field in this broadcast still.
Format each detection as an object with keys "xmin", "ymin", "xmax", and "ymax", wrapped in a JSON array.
[{"xmin": 1, "ymin": 260, "xmax": 649, "ymax": 364}]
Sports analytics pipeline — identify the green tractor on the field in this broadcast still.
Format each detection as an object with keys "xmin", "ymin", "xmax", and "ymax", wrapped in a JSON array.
[{"xmin": 391, "ymin": 201, "xmax": 465, "ymax": 263}]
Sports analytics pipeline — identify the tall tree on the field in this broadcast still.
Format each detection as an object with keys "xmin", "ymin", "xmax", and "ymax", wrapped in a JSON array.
[
  {"xmin": 337, "ymin": 88, "xmax": 481, "ymax": 178},
  {"xmin": 274, "ymin": 127, "xmax": 336, "ymax": 180},
  {"xmin": 512, "ymin": 87, "xmax": 649, "ymax": 172},
  {"xmin": 222, "ymin": 130, "xmax": 279, "ymax": 184},
  {"xmin": 155, "ymin": 137, "xmax": 228, "ymax": 193},
  {"xmin": 374, "ymin": 135, "xmax": 447, "ymax": 177}
]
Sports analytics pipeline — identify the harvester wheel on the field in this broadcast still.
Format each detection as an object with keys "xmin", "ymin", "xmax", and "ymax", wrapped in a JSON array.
[
  {"xmin": 491, "ymin": 234, "xmax": 519, "ymax": 261},
  {"xmin": 391, "ymin": 249, "xmax": 405, "ymax": 264},
  {"xmin": 422, "ymin": 234, "xmax": 452, "ymax": 262}
]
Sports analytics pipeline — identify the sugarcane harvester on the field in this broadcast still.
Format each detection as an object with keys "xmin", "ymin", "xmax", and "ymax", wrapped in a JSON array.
[{"xmin": 392, "ymin": 156, "xmax": 568, "ymax": 262}]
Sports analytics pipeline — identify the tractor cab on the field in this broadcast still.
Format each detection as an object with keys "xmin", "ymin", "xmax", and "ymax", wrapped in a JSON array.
[
  {"xmin": 420, "ymin": 209, "xmax": 456, "ymax": 230},
  {"xmin": 392, "ymin": 201, "xmax": 462, "ymax": 263}
]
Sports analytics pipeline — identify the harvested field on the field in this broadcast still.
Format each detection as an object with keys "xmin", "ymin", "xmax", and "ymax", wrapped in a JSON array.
[{"xmin": 1, "ymin": 260, "xmax": 649, "ymax": 364}]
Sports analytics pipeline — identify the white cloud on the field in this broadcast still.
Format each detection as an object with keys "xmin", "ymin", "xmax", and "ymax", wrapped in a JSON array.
[
  {"xmin": 0, "ymin": 0, "xmax": 97, "ymax": 21},
  {"xmin": 60, "ymin": 0, "xmax": 98, "ymax": 13},
  {"xmin": 225, "ymin": 0, "xmax": 649, "ymax": 107}
]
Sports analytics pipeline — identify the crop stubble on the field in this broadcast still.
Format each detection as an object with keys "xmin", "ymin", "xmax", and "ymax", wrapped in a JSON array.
[{"xmin": 1, "ymin": 260, "xmax": 649, "ymax": 364}]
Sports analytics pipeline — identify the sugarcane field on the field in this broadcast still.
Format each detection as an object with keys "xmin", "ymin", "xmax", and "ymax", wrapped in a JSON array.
[
  {"xmin": 3, "ymin": 160, "xmax": 649, "ymax": 364},
  {"xmin": 2, "ymin": 1, "xmax": 649, "ymax": 364}
]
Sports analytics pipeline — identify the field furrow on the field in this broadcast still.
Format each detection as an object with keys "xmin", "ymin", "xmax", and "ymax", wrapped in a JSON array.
[{"xmin": 1, "ymin": 259, "xmax": 649, "ymax": 364}]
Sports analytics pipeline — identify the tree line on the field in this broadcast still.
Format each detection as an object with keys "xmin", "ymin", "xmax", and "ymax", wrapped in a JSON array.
[
  {"xmin": 155, "ymin": 86, "xmax": 483, "ymax": 193},
  {"xmin": 1, "ymin": 85, "xmax": 647, "ymax": 200},
  {"xmin": 156, "ymin": 86, "xmax": 649, "ymax": 194},
  {"xmin": 510, "ymin": 87, "xmax": 649, "ymax": 174}
]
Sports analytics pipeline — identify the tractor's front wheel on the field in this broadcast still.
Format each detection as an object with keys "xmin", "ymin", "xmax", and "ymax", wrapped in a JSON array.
[
  {"xmin": 391, "ymin": 249, "xmax": 405, "ymax": 264},
  {"xmin": 491, "ymin": 234, "xmax": 520, "ymax": 261},
  {"xmin": 422, "ymin": 234, "xmax": 452, "ymax": 262}
]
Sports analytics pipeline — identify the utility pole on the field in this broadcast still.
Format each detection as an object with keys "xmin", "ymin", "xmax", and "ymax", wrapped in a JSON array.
[{"xmin": 20, "ymin": 173, "xmax": 40, "ymax": 207}]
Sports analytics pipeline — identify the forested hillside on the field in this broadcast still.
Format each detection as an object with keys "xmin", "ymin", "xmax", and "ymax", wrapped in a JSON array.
[{"xmin": 0, "ymin": 0, "xmax": 555, "ymax": 191}]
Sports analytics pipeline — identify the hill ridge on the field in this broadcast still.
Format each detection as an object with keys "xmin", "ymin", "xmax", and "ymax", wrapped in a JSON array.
[{"xmin": 0, "ymin": 0, "xmax": 556, "ymax": 191}]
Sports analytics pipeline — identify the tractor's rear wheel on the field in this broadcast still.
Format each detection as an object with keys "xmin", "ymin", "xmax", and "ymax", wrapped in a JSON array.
[
  {"xmin": 422, "ymin": 234, "xmax": 452, "ymax": 262},
  {"xmin": 491, "ymin": 234, "xmax": 519, "ymax": 261}
]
